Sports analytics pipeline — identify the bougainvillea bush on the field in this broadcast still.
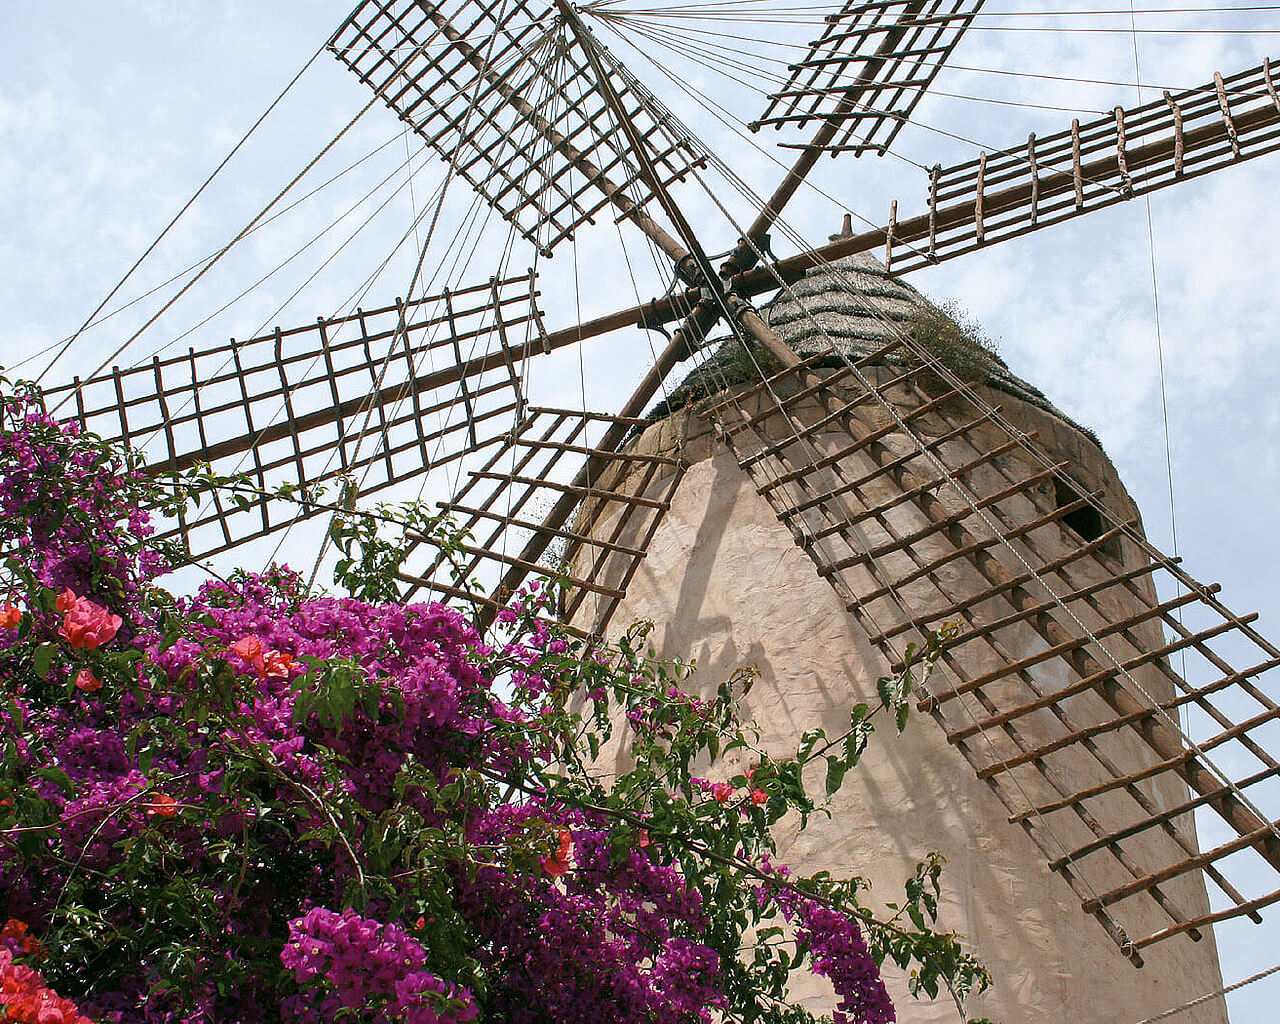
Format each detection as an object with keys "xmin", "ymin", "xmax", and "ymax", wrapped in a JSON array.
[{"xmin": 0, "ymin": 380, "xmax": 989, "ymax": 1024}]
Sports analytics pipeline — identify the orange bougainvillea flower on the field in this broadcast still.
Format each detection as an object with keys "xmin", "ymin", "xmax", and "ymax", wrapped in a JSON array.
[
  {"xmin": 0, "ymin": 947, "xmax": 92, "ymax": 1024},
  {"xmin": 0, "ymin": 604, "xmax": 21, "ymax": 630},
  {"xmin": 541, "ymin": 828, "xmax": 573, "ymax": 878},
  {"xmin": 231, "ymin": 635, "xmax": 265, "ymax": 670},
  {"xmin": 72, "ymin": 669, "xmax": 102, "ymax": 693},
  {"xmin": 145, "ymin": 794, "xmax": 178, "ymax": 819},
  {"xmin": 261, "ymin": 649, "xmax": 296, "ymax": 679},
  {"xmin": 0, "ymin": 920, "xmax": 45, "ymax": 960},
  {"xmin": 232, "ymin": 636, "xmax": 296, "ymax": 680},
  {"xmin": 54, "ymin": 589, "xmax": 79, "ymax": 614}
]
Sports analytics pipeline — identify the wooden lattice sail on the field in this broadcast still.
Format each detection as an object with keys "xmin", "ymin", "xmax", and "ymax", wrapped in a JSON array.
[
  {"xmin": 329, "ymin": 0, "xmax": 707, "ymax": 256},
  {"xmin": 40, "ymin": 274, "xmax": 543, "ymax": 561},
  {"xmin": 752, "ymin": 0, "xmax": 987, "ymax": 154},
  {"xmin": 397, "ymin": 404, "xmax": 687, "ymax": 629}
]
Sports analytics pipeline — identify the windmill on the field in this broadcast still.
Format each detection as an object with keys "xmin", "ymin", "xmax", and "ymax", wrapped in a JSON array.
[{"xmin": 16, "ymin": 1, "xmax": 1280, "ymax": 1020}]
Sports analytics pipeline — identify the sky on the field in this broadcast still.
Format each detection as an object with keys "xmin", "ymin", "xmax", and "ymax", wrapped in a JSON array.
[{"xmin": 2, "ymin": 1, "xmax": 1279, "ymax": 1020}]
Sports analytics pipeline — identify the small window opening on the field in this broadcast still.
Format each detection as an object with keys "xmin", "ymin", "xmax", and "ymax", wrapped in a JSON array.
[{"xmin": 1054, "ymin": 477, "xmax": 1106, "ymax": 543}]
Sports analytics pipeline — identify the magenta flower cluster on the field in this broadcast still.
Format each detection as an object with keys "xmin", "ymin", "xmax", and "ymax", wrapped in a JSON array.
[
  {"xmin": 458, "ymin": 804, "xmax": 721, "ymax": 1024},
  {"xmin": 0, "ymin": 390, "xmax": 163, "ymax": 610},
  {"xmin": 281, "ymin": 907, "xmax": 477, "ymax": 1023},
  {"xmin": 0, "ymin": 392, "xmax": 734, "ymax": 1023},
  {"xmin": 777, "ymin": 893, "xmax": 895, "ymax": 1024}
]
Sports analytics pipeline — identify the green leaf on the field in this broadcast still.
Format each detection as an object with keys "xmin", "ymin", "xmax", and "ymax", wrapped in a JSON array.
[
  {"xmin": 797, "ymin": 728, "xmax": 826, "ymax": 763},
  {"xmin": 876, "ymin": 674, "xmax": 896, "ymax": 711},
  {"xmin": 35, "ymin": 765, "xmax": 74, "ymax": 796},
  {"xmin": 824, "ymin": 756, "xmax": 847, "ymax": 797},
  {"xmin": 842, "ymin": 725, "xmax": 869, "ymax": 769},
  {"xmin": 32, "ymin": 644, "xmax": 56, "ymax": 679}
]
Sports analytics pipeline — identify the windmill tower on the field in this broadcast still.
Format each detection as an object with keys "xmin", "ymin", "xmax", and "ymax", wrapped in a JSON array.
[
  {"xmin": 574, "ymin": 244, "xmax": 1235, "ymax": 1020},
  {"xmin": 24, "ymin": 1, "xmax": 1280, "ymax": 1020}
]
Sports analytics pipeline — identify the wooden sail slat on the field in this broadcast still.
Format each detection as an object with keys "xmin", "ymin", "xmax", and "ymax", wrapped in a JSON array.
[
  {"xmin": 787, "ymin": 406, "xmax": 1004, "ymax": 516},
  {"xmin": 409, "ymin": 410, "xmax": 575, "ymax": 588},
  {"xmin": 467, "ymin": 470, "xmax": 672, "ymax": 509},
  {"xmin": 400, "ymin": 402, "xmax": 684, "ymax": 628},
  {"xmin": 940, "ymin": 588, "xmax": 1213, "ymax": 714},
  {"xmin": 1054, "ymin": 764, "xmax": 1280, "ymax": 872},
  {"xmin": 817, "ymin": 461, "xmax": 1068, "ymax": 575},
  {"xmin": 1089, "ymin": 821, "xmax": 1280, "ymax": 911},
  {"xmin": 937, "ymin": 558, "xmax": 1161, "ymax": 653},
  {"xmin": 754, "ymin": 368, "xmax": 951, "ymax": 490},
  {"xmin": 707, "ymin": 380, "xmax": 1192, "ymax": 961},
  {"xmin": 702, "ymin": 355, "xmax": 1280, "ymax": 958},
  {"xmin": 167, "ymin": 402, "xmax": 518, "ymax": 564},
  {"xmin": 864, "ymin": 512, "xmax": 1128, "ymax": 631},
  {"xmin": 699, "ymin": 340, "xmax": 911, "ymax": 416},
  {"xmin": 839, "ymin": 434, "xmax": 1025, "ymax": 525},
  {"xmin": 1134, "ymin": 888, "xmax": 1280, "ymax": 952},
  {"xmin": 892, "ymin": 381, "xmax": 1280, "ymax": 792},
  {"xmin": 563, "ymin": 460, "xmax": 666, "ymax": 621},
  {"xmin": 40, "ymin": 274, "xmax": 540, "ymax": 566},
  {"xmin": 944, "ymin": 631, "xmax": 1275, "ymax": 745},
  {"xmin": 569, "ymin": 460, "xmax": 690, "ymax": 637},
  {"xmin": 436, "ymin": 503, "xmax": 648, "ymax": 559},
  {"xmin": 752, "ymin": 0, "xmax": 986, "ymax": 155},
  {"xmin": 41, "ymin": 275, "xmax": 542, "ymax": 472}
]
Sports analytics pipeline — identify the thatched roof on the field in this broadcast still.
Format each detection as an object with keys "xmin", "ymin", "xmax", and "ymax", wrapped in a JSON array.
[{"xmin": 645, "ymin": 246, "xmax": 1099, "ymax": 449}]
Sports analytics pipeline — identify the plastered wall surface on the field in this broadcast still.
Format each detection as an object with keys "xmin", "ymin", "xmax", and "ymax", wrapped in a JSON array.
[{"xmin": 573, "ymin": 381, "xmax": 1228, "ymax": 1024}]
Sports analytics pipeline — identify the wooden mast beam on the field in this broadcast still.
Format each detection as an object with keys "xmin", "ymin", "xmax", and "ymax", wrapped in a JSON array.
[
  {"xmin": 748, "ymin": 79, "xmax": 1280, "ymax": 289},
  {"xmin": 478, "ymin": 2, "xmax": 826, "ymax": 623}
]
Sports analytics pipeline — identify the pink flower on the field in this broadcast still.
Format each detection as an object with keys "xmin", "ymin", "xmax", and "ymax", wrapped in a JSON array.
[
  {"xmin": 231, "ymin": 637, "xmax": 295, "ymax": 679},
  {"xmin": 58, "ymin": 599, "xmax": 121, "ymax": 650},
  {"xmin": 73, "ymin": 669, "xmax": 101, "ymax": 693},
  {"xmin": 710, "ymin": 782, "xmax": 735, "ymax": 804},
  {"xmin": 638, "ymin": 829, "xmax": 651, "ymax": 848},
  {"xmin": 0, "ymin": 604, "xmax": 21, "ymax": 630},
  {"xmin": 541, "ymin": 829, "xmax": 573, "ymax": 878},
  {"xmin": 750, "ymin": 788, "xmax": 768, "ymax": 806},
  {"xmin": 261, "ymin": 649, "xmax": 295, "ymax": 679},
  {"xmin": 54, "ymin": 589, "xmax": 79, "ymax": 614},
  {"xmin": 231, "ymin": 636, "xmax": 265, "ymax": 672}
]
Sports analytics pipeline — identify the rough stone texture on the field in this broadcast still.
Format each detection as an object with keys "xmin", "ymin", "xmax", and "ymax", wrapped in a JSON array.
[{"xmin": 571, "ymin": 255, "xmax": 1229, "ymax": 1023}]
